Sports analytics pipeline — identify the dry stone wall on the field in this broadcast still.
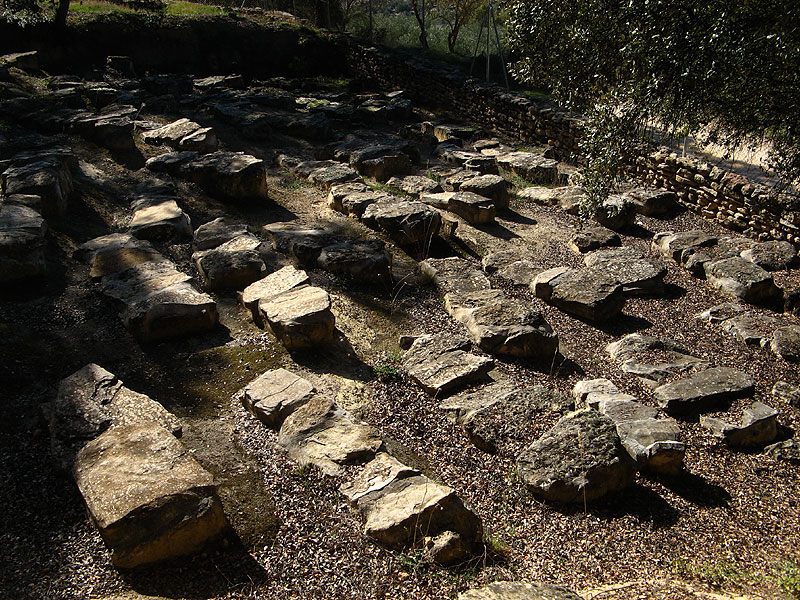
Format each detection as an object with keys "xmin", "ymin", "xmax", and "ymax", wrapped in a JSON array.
[{"xmin": 346, "ymin": 42, "xmax": 799, "ymax": 244}]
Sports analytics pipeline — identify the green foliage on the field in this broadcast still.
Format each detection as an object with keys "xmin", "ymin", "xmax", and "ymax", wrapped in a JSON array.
[
  {"xmin": 504, "ymin": 0, "xmax": 800, "ymax": 208},
  {"xmin": 166, "ymin": 1, "xmax": 224, "ymax": 15},
  {"xmin": 1, "ymin": 0, "xmax": 48, "ymax": 26},
  {"xmin": 777, "ymin": 561, "xmax": 800, "ymax": 599}
]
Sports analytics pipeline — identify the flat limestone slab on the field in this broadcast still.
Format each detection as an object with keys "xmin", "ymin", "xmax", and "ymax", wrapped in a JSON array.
[
  {"xmin": 238, "ymin": 368, "xmax": 315, "ymax": 428},
  {"xmin": 402, "ymin": 333, "xmax": 494, "ymax": 396},
  {"xmin": 260, "ymin": 285, "xmax": 335, "ymax": 350},
  {"xmin": 130, "ymin": 199, "xmax": 192, "ymax": 241},
  {"xmin": 704, "ymin": 256, "xmax": 782, "ymax": 305},
  {"xmin": 654, "ymin": 367, "xmax": 755, "ymax": 416},
  {"xmin": 73, "ymin": 423, "xmax": 227, "ymax": 568},
  {"xmin": 239, "ymin": 265, "xmax": 309, "ymax": 325},
  {"xmin": 459, "ymin": 582, "xmax": 584, "ymax": 600}
]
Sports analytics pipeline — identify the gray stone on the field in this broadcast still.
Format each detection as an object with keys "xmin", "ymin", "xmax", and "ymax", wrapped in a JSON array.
[
  {"xmin": 572, "ymin": 379, "xmax": 620, "ymax": 406},
  {"xmin": 614, "ymin": 418, "xmax": 685, "ymax": 474},
  {"xmin": 2, "ymin": 156, "xmax": 73, "ymax": 216},
  {"xmin": 178, "ymin": 127, "xmax": 218, "ymax": 153},
  {"xmin": 386, "ymin": 175, "xmax": 441, "ymax": 197},
  {"xmin": 721, "ymin": 312, "xmax": 779, "ymax": 346},
  {"xmin": 277, "ymin": 396, "xmax": 382, "ymax": 475},
  {"xmin": 583, "ymin": 247, "xmax": 666, "ymax": 297},
  {"xmin": 653, "ymin": 367, "xmax": 755, "ymax": 416},
  {"xmin": 192, "ymin": 235, "xmax": 266, "ymax": 291},
  {"xmin": 350, "ymin": 148, "xmax": 411, "ymax": 182},
  {"xmin": 421, "ymin": 191, "xmax": 496, "ymax": 224},
  {"xmin": 130, "ymin": 198, "xmax": 192, "ymax": 241},
  {"xmin": 652, "ymin": 230, "xmax": 717, "ymax": 262},
  {"xmin": 73, "ymin": 423, "xmax": 227, "ymax": 568},
  {"xmin": 461, "ymin": 385, "xmax": 573, "ymax": 453},
  {"xmin": 260, "ymin": 285, "xmax": 336, "ymax": 350},
  {"xmin": 496, "ymin": 152, "xmax": 559, "ymax": 185},
  {"xmin": 627, "ymin": 188, "xmax": 680, "ymax": 217},
  {"xmin": 532, "ymin": 267, "xmax": 626, "ymax": 322},
  {"xmin": 426, "ymin": 531, "xmax": 471, "ymax": 565},
  {"xmin": 517, "ymin": 186, "xmax": 586, "ymax": 210},
  {"xmin": 239, "ymin": 265, "xmax": 309, "ymax": 324},
  {"xmin": 696, "ymin": 302, "xmax": 747, "ymax": 323},
  {"xmin": 307, "ymin": 163, "xmax": 361, "ymax": 190},
  {"xmin": 497, "ymin": 260, "xmax": 542, "ymax": 287},
  {"xmin": 317, "ymin": 239, "xmax": 392, "ymax": 286},
  {"xmin": 402, "ymin": 333, "xmax": 494, "ymax": 396},
  {"xmin": 569, "ymin": 227, "xmax": 620, "ymax": 254},
  {"xmin": 361, "ymin": 200, "xmax": 442, "ymax": 247},
  {"xmin": 141, "ymin": 119, "xmax": 202, "ymax": 148},
  {"xmin": 48, "ymin": 364, "xmax": 181, "ymax": 473},
  {"xmin": 420, "ymin": 257, "xmax": 490, "ymax": 296},
  {"xmin": 594, "ymin": 194, "xmax": 637, "ymax": 231},
  {"xmin": 445, "ymin": 289, "xmax": 559, "ymax": 359},
  {"xmin": 262, "ymin": 223, "xmax": 335, "ymax": 267},
  {"xmin": 705, "ymin": 257, "xmax": 782, "ymax": 305},
  {"xmin": 328, "ymin": 189, "xmax": 390, "ymax": 218},
  {"xmin": 87, "ymin": 237, "xmax": 163, "ymax": 279},
  {"xmin": 345, "ymin": 454, "xmax": 482, "ymax": 549},
  {"xmin": 458, "ymin": 581, "xmax": 584, "ymax": 600},
  {"xmin": 772, "ymin": 380, "xmax": 800, "ymax": 407},
  {"xmin": 741, "ymin": 241, "xmax": 798, "ymax": 271},
  {"xmin": 238, "ymin": 368, "xmax": 315, "ymax": 428},
  {"xmin": 606, "ymin": 333, "xmax": 709, "ymax": 387},
  {"xmin": 0, "ymin": 202, "xmax": 46, "ymax": 282},
  {"xmin": 193, "ymin": 218, "xmax": 249, "ymax": 251},
  {"xmin": 146, "ymin": 151, "xmax": 268, "ymax": 200},
  {"xmin": 765, "ymin": 439, "xmax": 800, "ymax": 464},
  {"xmin": 459, "ymin": 174, "xmax": 511, "ymax": 209},
  {"xmin": 701, "ymin": 401, "xmax": 779, "ymax": 448},
  {"xmin": 481, "ymin": 250, "xmax": 520, "ymax": 274},
  {"xmin": 771, "ymin": 325, "xmax": 800, "ymax": 362},
  {"xmin": 516, "ymin": 410, "xmax": 636, "ymax": 503}
]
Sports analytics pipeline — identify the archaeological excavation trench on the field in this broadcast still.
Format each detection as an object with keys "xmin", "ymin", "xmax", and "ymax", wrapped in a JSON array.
[{"xmin": 1, "ymin": 20, "xmax": 799, "ymax": 600}]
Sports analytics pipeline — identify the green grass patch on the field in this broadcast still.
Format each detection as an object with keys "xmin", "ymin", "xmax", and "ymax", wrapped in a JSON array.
[
  {"xmin": 68, "ymin": 1, "xmax": 137, "ymax": 14},
  {"xmin": 165, "ymin": 1, "xmax": 224, "ymax": 16}
]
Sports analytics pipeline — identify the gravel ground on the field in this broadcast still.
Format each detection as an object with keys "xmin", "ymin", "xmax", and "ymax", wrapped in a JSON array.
[{"xmin": 1, "ymin": 84, "xmax": 799, "ymax": 600}]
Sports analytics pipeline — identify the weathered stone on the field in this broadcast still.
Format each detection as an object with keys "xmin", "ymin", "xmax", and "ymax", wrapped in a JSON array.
[
  {"xmin": 260, "ymin": 285, "xmax": 335, "ymax": 350},
  {"xmin": 583, "ymin": 247, "xmax": 667, "ymax": 297},
  {"xmin": 48, "ymin": 364, "xmax": 181, "ymax": 472},
  {"xmin": 350, "ymin": 148, "xmax": 411, "ymax": 182},
  {"xmin": 73, "ymin": 423, "xmax": 227, "ymax": 568},
  {"xmin": 361, "ymin": 199, "xmax": 441, "ymax": 247},
  {"xmin": 740, "ymin": 241, "xmax": 798, "ymax": 271},
  {"xmin": 517, "ymin": 186, "xmax": 585, "ymax": 211},
  {"xmin": 594, "ymin": 194, "xmax": 637, "ymax": 231},
  {"xmin": 0, "ymin": 202, "xmax": 46, "ymax": 281},
  {"xmin": 458, "ymin": 581, "xmax": 584, "ymax": 600},
  {"xmin": 572, "ymin": 379, "xmax": 620, "ymax": 406},
  {"xmin": 654, "ymin": 367, "xmax": 755, "ymax": 416},
  {"xmin": 426, "ymin": 531, "xmax": 471, "ymax": 565},
  {"xmin": 771, "ymin": 325, "xmax": 800, "ymax": 362},
  {"xmin": 141, "ymin": 118, "xmax": 201, "ymax": 148},
  {"xmin": 386, "ymin": 175, "xmax": 441, "ymax": 197},
  {"xmin": 696, "ymin": 302, "xmax": 747, "ymax": 323},
  {"xmin": 88, "ymin": 238, "xmax": 163, "ymax": 280},
  {"xmin": 445, "ymin": 289, "xmax": 559, "ymax": 359},
  {"xmin": 652, "ymin": 230, "xmax": 717, "ymax": 262},
  {"xmin": 704, "ymin": 257, "xmax": 782, "ymax": 305},
  {"xmin": 606, "ymin": 333, "xmax": 708, "ymax": 387},
  {"xmin": 349, "ymin": 457, "xmax": 482, "ymax": 549},
  {"xmin": 402, "ymin": 333, "xmax": 494, "ymax": 396},
  {"xmin": 193, "ymin": 218, "xmax": 249, "ymax": 251},
  {"xmin": 421, "ymin": 191, "xmax": 496, "ymax": 224},
  {"xmin": 496, "ymin": 152, "xmax": 558, "ymax": 185},
  {"xmin": 238, "ymin": 368, "xmax": 315, "ymax": 428},
  {"xmin": 278, "ymin": 396, "xmax": 382, "ymax": 474},
  {"xmin": 192, "ymin": 235, "xmax": 266, "ymax": 291},
  {"xmin": 2, "ymin": 157, "xmax": 73, "ymax": 216},
  {"xmin": 420, "ymin": 257, "xmax": 490, "ymax": 296},
  {"xmin": 627, "ymin": 188, "xmax": 680, "ymax": 217},
  {"xmin": 516, "ymin": 410, "xmax": 636, "ymax": 503},
  {"xmin": 532, "ymin": 267, "xmax": 626, "ymax": 322},
  {"xmin": 263, "ymin": 223, "xmax": 335, "ymax": 266},
  {"xmin": 178, "ymin": 127, "xmax": 218, "ymax": 153},
  {"xmin": 307, "ymin": 163, "xmax": 361, "ymax": 189},
  {"xmin": 569, "ymin": 227, "xmax": 620, "ymax": 254},
  {"xmin": 130, "ymin": 198, "xmax": 192, "ymax": 241},
  {"xmin": 146, "ymin": 151, "xmax": 267, "ymax": 200},
  {"xmin": 317, "ymin": 239, "xmax": 392, "ymax": 286},
  {"xmin": 459, "ymin": 174, "xmax": 511, "ymax": 209},
  {"xmin": 194, "ymin": 74, "xmax": 244, "ymax": 90},
  {"xmin": 772, "ymin": 380, "xmax": 800, "ymax": 407},
  {"xmin": 765, "ymin": 439, "xmax": 800, "ymax": 464},
  {"xmin": 328, "ymin": 189, "xmax": 389, "ymax": 218},
  {"xmin": 239, "ymin": 265, "xmax": 309, "ymax": 325},
  {"xmin": 721, "ymin": 312, "xmax": 779, "ymax": 346},
  {"xmin": 461, "ymin": 385, "xmax": 573, "ymax": 453},
  {"xmin": 701, "ymin": 402, "xmax": 779, "ymax": 448}
]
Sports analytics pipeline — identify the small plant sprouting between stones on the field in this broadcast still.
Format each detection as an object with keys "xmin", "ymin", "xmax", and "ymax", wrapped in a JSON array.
[{"xmin": 373, "ymin": 351, "xmax": 402, "ymax": 382}]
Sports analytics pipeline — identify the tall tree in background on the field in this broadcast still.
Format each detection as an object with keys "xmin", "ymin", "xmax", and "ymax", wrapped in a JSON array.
[
  {"xmin": 437, "ymin": 0, "xmax": 483, "ymax": 53},
  {"xmin": 504, "ymin": 0, "xmax": 800, "ymax": 208},
  {"xmin": 409, "ymin": 0, "xmax": 432, "ymax": 49}
]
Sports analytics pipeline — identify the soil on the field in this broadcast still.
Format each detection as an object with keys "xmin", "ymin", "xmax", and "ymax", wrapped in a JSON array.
[{"xmin": 1, "ymin": 67, "xmax": 799, "ymax": 600}]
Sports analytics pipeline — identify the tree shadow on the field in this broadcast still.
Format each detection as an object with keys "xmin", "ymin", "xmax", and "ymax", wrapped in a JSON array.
[
  {"xmin": 289, "ymin": 328, "xmax": 374, "ymax": 382},
  {"xmin": 588, "ymin": 313, "xmax": 653, "ymax": 336},
  {"xmin": 473, "ymin": 221, "xmax": 520, "ymax": 241},
  {"xmin": 109, "ymin": 146, "xmax": 146, "ymax": 170},
  {"xmin": 498, "ymin": 208, "xmax": 537, "ymax": 226}
]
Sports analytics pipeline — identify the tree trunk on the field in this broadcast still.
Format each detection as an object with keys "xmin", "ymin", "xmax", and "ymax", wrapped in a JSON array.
[
  {"xmin": 54, "ymin": 0, "xmax": 69, "ymax": 33},
  {"xmin": 411, "ymin": 0, "xmax": 429, "ymax": 50}
]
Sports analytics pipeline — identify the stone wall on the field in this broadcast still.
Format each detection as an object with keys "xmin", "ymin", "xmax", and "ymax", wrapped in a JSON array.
[{"xmin": 346, "ymin": 42, "xmax": 798, "ymax": 244}]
